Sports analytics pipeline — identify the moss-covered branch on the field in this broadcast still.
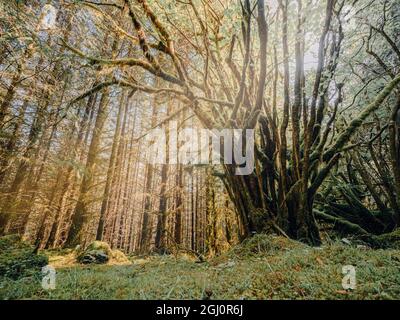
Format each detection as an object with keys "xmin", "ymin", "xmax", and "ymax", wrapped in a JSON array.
[
  {"xmin": 61, "ymin": 39, "xmax": 183, "ymax": 85},
  {"xmin": 314, "ymin": 209, "xmax": 371, "ymax": 236},
  {"xmin": 321, "ymin": 74, "xmax": 400, "ymax": 162}
]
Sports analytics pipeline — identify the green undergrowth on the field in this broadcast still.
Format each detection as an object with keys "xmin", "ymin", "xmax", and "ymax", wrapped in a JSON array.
[
  {"xmin": 1, "ymin": 234, "xmax": 399, "ymax": 300},
  {"xmin": 0, "ymin": 235, "xmax": 48, "ymax": 281}
]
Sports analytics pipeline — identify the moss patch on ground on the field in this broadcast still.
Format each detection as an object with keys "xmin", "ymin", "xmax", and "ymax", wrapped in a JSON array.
[
  {"xmin": 1, "ymin": 235, "xmax": 399, "ymax": 300},
  {"xmin": 0, "ymin": 235, "xmax": 48, "ymax": 281}
]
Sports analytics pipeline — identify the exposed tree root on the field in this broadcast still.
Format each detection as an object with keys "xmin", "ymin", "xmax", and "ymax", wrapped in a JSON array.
[{"xmin": 314, "ymin": 209, "xmax": 400, "ymax": 249}]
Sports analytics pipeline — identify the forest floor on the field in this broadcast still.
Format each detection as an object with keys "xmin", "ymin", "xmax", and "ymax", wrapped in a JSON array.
[{"xmin": 1, "ymin": 235, "xmax": 400, "ymax": 300}]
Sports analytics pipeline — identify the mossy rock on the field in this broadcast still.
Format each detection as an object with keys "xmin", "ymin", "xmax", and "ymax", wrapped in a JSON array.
[
  {"xmin": 77, "ymin": 241, "xmax": 112, "ymax": 264},
  {"xmin": 77, "ymin": 250, "xmax": 109, "ymax": 264},
  {"xmin": 84, "ymin": 241, "xmax": 112, "ymax": 254},
  {"xmin": 0, "ymin": 234, "xmax": 48, "ymax": 280}
]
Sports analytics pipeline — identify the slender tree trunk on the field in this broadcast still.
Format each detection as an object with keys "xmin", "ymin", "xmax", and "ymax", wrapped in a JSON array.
[
  {"xmin": 96, "ymin": 90, "xmax": 127, "ymax": 240},
  {"xmin": 64, "ymin": 87, "xmax": 111, "ymax": 247}
]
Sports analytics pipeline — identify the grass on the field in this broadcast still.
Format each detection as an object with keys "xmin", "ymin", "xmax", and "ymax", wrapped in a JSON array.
[{"xmin": 1, "ymin": 235, "xmax": 400, "ymax": 300}]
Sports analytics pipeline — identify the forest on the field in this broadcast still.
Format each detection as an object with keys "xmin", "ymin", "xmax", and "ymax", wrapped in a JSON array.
[{"xmin": 0, "ymin": 0, "xmax": 400, "ymax": 300}]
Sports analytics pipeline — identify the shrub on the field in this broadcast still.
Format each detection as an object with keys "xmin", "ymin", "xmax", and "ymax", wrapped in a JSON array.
[{"xmin": 0, "ymin": 234, "xmax": 48, "ymax": 280}]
